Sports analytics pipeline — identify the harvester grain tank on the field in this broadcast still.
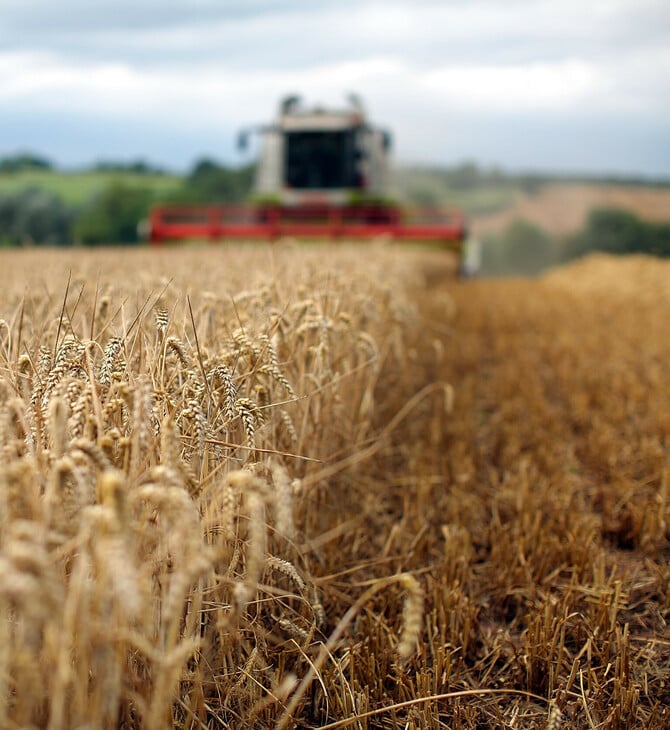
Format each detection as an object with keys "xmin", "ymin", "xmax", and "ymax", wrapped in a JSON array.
[{"xmin": 148, "ymin": 95, "xmax": 466, "ymax": 254}]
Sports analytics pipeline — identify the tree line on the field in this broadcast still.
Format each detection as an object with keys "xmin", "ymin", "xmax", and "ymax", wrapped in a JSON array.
[
  {"xmin": 481, "ymin": 209, "xmax": 670, "ymax": 276},
  {"xmin": 0, "ymin": 158, "xmax": 254, "ymax": 246},
  {"xmin": 1, "ymin": 154, "xmax": 669, "ymax": 259}
]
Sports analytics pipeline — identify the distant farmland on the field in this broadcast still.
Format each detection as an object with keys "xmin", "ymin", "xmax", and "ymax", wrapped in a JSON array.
[
  {"xmin": 0, "ymin": 168, "xmax": 181, "ymax": 204},
  {"xmin": 2, "ymin": 163, "xmax": 669, "ymax": 223},
  {"xmin": 470, "ymin": 182, "xmax": 670, "ymax": 237}
]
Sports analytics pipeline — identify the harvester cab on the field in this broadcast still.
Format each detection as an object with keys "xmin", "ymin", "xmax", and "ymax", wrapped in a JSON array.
[
  {"xmin": 148, "ymin": 95, "xmax": 467, "ymax": 261},
  {"xmin": 244, "ymin": 94, "xmax": 393, "ymax": 210}
]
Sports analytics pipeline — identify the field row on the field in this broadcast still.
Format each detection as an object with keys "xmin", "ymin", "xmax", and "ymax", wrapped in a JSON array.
[{"xmin": 0, "ymin": 246, "xmax": 667, "ymax": 728}]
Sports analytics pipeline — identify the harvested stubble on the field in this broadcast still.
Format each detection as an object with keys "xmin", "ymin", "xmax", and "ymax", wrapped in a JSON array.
[{"xmin": 0, "ymin": 245, "xmax": 668, "ymax": 729}]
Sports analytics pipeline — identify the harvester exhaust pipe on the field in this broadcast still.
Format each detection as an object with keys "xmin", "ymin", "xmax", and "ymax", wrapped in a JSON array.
[{"xmin": 280, "ymin": 94, "xmax": 301, "ymax": 115}]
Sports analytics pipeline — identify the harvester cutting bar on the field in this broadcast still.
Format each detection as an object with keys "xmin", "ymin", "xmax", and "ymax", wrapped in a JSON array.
[{"xmin": 148, "ymin": 204, "xmax": 466, "ymax": 247}]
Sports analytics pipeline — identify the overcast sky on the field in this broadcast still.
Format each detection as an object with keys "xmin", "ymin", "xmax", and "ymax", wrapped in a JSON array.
[{"xmin": 1, "ymin": 0, "xmax": 669, "ymax": 176}]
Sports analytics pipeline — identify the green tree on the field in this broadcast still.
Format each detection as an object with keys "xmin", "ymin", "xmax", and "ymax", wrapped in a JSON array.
[
  {"xmin": 482, "ymin": 218, "xmax": 556, "ymax": 275},
  {"xmin": 0, "ymin": 188, "xmax": 73, "ymax": 245},
  {"xmin": 74, "ymin": 182, "xmax": 153, "ymax": 245},
  {"xmin": 444, "ymin": 162, "xmax": 481, "ymax": 189},
  {"xmin": 93, "ymin": 159, "xmax": 166, "ymax": 175},
  {"xmin": 649, "ymin": 222, "xmax": 670, "ymax": 256},
  {"xmin": 185, "ymin": 159, "xmax": 255, "ymax": 203},
  {"xmin": 565, "ymin": 207, "xmax": 670, "ymax": 259},
  {"xmin": 583, "ymin": 208, "xmax": 643, "ymax": 254},
  {"xmin": 0, "ymin": 153, "xmax": 53, "ymax": 173}
]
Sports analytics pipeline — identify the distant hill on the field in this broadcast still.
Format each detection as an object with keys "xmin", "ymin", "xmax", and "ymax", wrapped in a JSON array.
[
  {"xmin": 1, "ymin": 154, "xmax": 668, "ymax": 248},
  {"xmin": 0, "ymin": 153, "xmax": 53, "ymax": 173},
  {"xmin": 469, "ymin": 182, "xmax": 670, "ymax": 237},
  {"xmin": 1, "ymin": 153, "xmax": 667, "ymax": 210},
  {"xmin": 392, "ymin": 163, "xmax": 670, "ymax": 219}
]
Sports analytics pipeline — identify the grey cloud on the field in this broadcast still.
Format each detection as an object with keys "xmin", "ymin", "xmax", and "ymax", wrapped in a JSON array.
[
  {"xmin": 1, "ymin": 0, "xmax": 668, "ymax": 175},
  {"xmin": 3, "ymin": 0, "xmax": 668, "ymax": 70}
]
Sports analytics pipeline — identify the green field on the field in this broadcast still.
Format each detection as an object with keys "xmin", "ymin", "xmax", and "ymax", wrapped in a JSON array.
[
  {"xmin": 0, "ymin": 169, "xmax": 182, "ymax": 204},
  {"xmin": 394, "ymin": 166, "xmax": 520, "ymax": 215},
  {"xmin": 0, "ymin": 164, "xmax": 521, "ymax": 213}
]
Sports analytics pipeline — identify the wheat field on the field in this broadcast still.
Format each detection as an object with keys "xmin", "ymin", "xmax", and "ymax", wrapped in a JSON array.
[{"xmin": 0, "ymin": 244, "xmax": 668, "ymax": 729}]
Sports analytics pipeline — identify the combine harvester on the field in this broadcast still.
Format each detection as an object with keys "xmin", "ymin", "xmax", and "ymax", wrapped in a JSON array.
[{"xmin": 148, "ymin": 95, "xmax": 468, "ymax": 261}]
